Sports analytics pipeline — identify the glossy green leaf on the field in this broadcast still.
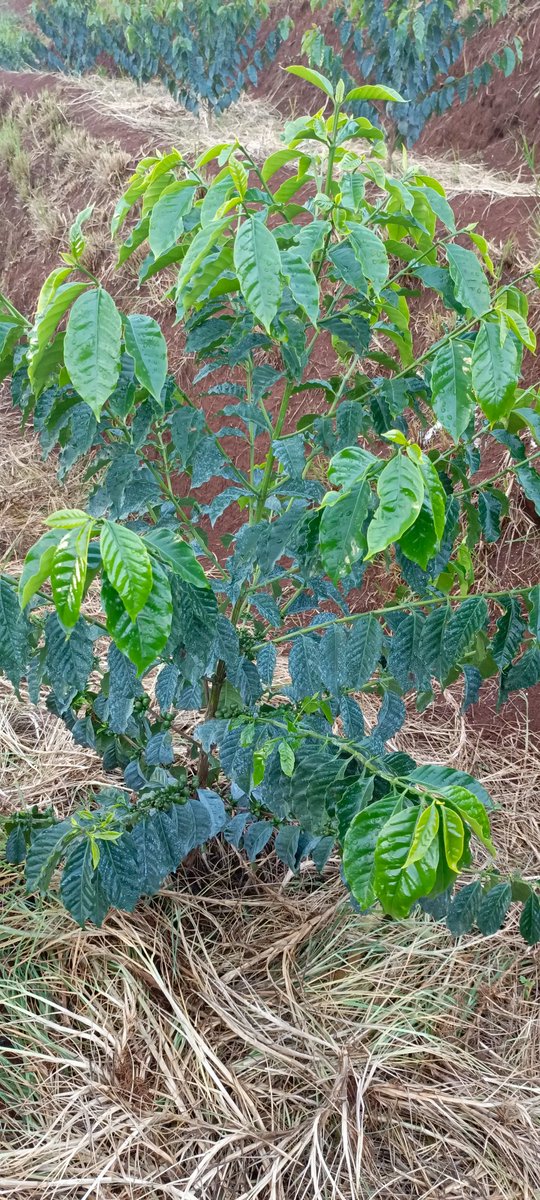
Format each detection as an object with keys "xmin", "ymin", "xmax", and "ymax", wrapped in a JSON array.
[
  {"xmin": 19, "ymin": 529, "xmax": 62, "ymax": 608},
  {"xmin": 342, "ymin": 795, "xmax": 398, "ymax": 909},
  {"xmin": 446, "ymin": 244, "xmax": 491, "ymax": 316},
  {"xmin": 345, "ymin": 84, "xmax": 404, "ymax": 102},
  {"xmin": 348, "ymin": 222, "xmax": 389, "ymax": 293},
  {"xmin": 65, "ymin": 288, "xmax": 122, "ymax": 419},
  {"xmin": 285, "ymin": 64, "xmax": 334, "ymax": 98},
  {"xmin": 148, "ymin": 181, "xmax": 196, "ymax": 256},
  {"xmin": 327, "ymin": 446, "xmax": 379, "ymax": 489},
  {"xmin": 278, "ymin": 740, "xmax": 295, "ymax": 777},
  {"xmin": 100, "ymin": 521, "xmax": 153, "ymax": 620},
  {"xmin": 520, "ymin": 891, "xmax": 540, "ymax": 945},
  {"xmin": 51, "ymin": 521, "xmax": 93, "ymax": 629},
  {"xmin": 472, "ymin": 321, "xmax": 518, "ymax": 421},
  {"xmin": 124, "ymin": 313, "xmax": 168, "ymax": 402},
  {"xmin": 373, "ymin": 804, "xmax": 439, "ymax": 918},
  {"xmin": 441, "ymin": 806, "xmax": 465, "ymax": 871},
  {"xmin": 442, "ymin": 785, "xmax": 495, "ymax": 855},
  {"xmin": 143, "ymin": 527, "xmax": 209, "ymax": 589},
  {"xmin": 398, "ymin": 497, "xmax": 438, "ymax": 569},
  {"xmin": 366, "ymin": 453, "xmax": 424, "ymax": 559},
  {"xmin": 431, "ymin": 339, "xmax": 474, "ymax": 442},
  {"xmin": 281, "ymin": 251, "xmax": 319, "ymax": 326},
  {"xmin": 102, "ymin": 564, "xmax": 172, "ymax": 674},
  {"xmin": 404, "ymin": 802, "xmax": 439, "ymax": 868},
  {"xmin": 234, "ymin": 216, "xmax": 282, "ymax": 332},
  {"xmin": 176, "ymin": 217, "xmax": 230, "ymax": 298},
  {"xmin": 319, "ymin": 481, "xmax": 369, "ymax": 580},
  {"xmin": 28, "ymin": 281, "xmax": 90, "ymax": 388}
]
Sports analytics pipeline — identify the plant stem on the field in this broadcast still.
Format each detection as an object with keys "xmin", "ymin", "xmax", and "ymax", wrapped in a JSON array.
[
  {"xmin": 254, "ymin": 381, "xmax": 294, "ymax": 519},
  {"xmin": 262, "ymin": 583, "xmax": 532, "ymax": 649}
]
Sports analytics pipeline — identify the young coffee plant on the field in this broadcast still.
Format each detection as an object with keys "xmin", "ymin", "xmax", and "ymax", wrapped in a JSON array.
[
  {"xmin": 303, "ymin": 0, "xmax": 521, "ymax": 146},
  {"xmin": 2, "ymin": 67, "xmax": 540, "ymax": 942},
  {"xmin": 28, "ymin": 0, "xmax": 293, "ymax": 113}
]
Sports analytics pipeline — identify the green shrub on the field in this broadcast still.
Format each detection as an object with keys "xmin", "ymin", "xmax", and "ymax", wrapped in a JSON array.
[
  {"xmin": 1, "ymin": 68, "xmax": 540, "ymax": 942},
  {"xmin": 303, "ymin": 0, "xmax": 522, "ymax": 146},
  {"xmin": 29, "ymin": 0, "xmax": 292, "ymax": 112},
  {"xmin": 0, "ymin": 10, "xmax": 42, "ymax": 69}
]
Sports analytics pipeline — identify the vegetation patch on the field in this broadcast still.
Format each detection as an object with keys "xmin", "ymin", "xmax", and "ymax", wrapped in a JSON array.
[{"xmin": 0, "ymin": 68, "xmax": 539, "ymax": 943}]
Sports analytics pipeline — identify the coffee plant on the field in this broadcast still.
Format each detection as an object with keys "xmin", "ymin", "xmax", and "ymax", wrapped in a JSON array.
[
  {"xmin": 2, "ymin": 67, "xmax": 540, "ymax": 942},
  {"xmin": 23, "ymin": 0, "xmax": 292, "ymax": 113},
  {"xmin": 303, "ymin": 0, "xmax": 521, "ymax": 146}
]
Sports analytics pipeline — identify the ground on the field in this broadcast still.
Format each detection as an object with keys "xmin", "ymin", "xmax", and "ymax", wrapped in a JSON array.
[{"xmin": 1, "ymin": 4, "xmax": 540, "ymax": 1197}]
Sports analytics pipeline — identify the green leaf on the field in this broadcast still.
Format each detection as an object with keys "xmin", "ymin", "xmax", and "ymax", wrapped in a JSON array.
[
  {"xmin": 490, "ymin": 599, "xmax": 526, "ymax": 670},
  {"xmin": 148, "ymin": 180, "xmax": 196, "ymax": 256},
  {"xmin": 366, "ymin": 453, "xmax": 424, "ymax": 559},
  {"xmin": 19, "ymin": 529, "xmax": 62, "ymax": 608},
  {"xmin": 285, "ymin": 64, "xmax": 334, "ymax": 98},
  {"xmin": 176, "ymin": 217, "xmax": 230, "ymax": 299},
  {"xmin": 25, "ymin": 821, "xmax": 72, "ymax": 893},
  {"xmin": 281, "ymin": 251, "xmax": 319, "ymax": 326},
  {"xmin": 347, "ymin": 614, "xmax": 384, "ymax": 688},
  {"xmin": 516, "ymin": 463, "xmax": 540, "ymax": 517},
  {"xmin": 418, "ymin": 455, "xmax": 446, "ymax": 541},
  {"xmin": 441, "ymin": 785, "xmax": 495, "ymax": 855},
  {"xmin": 60, "ymin": 839, "xmax": 107, "ymax": 927},
  {"xmin": 441, "ymin": 806, "xmax": 465, "ymax": 871},
  {"xmin": 102, "ymin": 563, "xmax": 172, "ymax": 674},
  {"xmin": 520, "ymin": 892, "xmax": 540, "ymax": 945},
  {"xmin": 404, "ymin": 802, "xmax": 439, "ymax": 867},
  {"xmin": 502, "ymin": 646, "xmax": 540, "ymax": 696},
  {"xmin": 348, "ymin": 223, "xmax": 389, "ymax": 293},
  {"xmin": 45, "ymin": 509, "xmax": 92, "ymax": 529},
  {"xmin": 446, "ymin": 881, "xmax": 482, "ymax": 935},
  {"xmin": 446, "ymin": 244, "xmax": 491, "ymax": 317},
  {"xmin": 124, "ymin": 314, "xmax": 168, "ymax": 402},
  {"xmin": 398, "ymin": 497, "xmax": 438, "ymax": 570},
  {"xmin": 51, "ymin": 521, "xmax": 93, "ymax": 629},
  {"xmin": 336, "ymin": 776, "xmax": 374, "ymax": 846},
  {"xmin": 342, "ymin": 795, "xmax": 399, "ymax": 909},
  {"xmin": 373, "ymin": 804, "xmax": 439, "ymax": 918},
  {"xmin": 409, "ymin": 763, "xmax": 493, "ymax": 813},
  {"xmin": 472, "ymin": 321, "xmax": 518, "ymax": 421},
  {"xmin": 431, "ymin": 339, "xmax": 474, "ymax": 442},
  {"xmin": 65, "ymin": 288, "xmax": 122, "ymax": 419},
  {"xmin": 0, "ymin": 577, "xmax": 32, "ymax": 689},
  {"xmin": 261, "ymin": 148, "xmax": 301, "ymax": 182},
  {"xmin": 345, "ymin": 84, "xmax": 404, "ymax": 102},
  {"xmin": 319, "ymin": 481, "xmax": 369, "ymax": 580},
  {"xmin": 100, "ymin": 521, "xmax": 153, "ymax": 621},
  {"xmin": 233, "ymin": 216, "xmax": 282, "ymax": 332},
  {"xmin": 96, "ymin": 834, "xmax": 141, "ymax": 912},
  {"xmin": 526, "ymin": 584, "xmax": 540, "ymax": 640},
  {"xmin": 28, "ymin": 282, "xmax": 90, "ymax": 388},
  {"xmin": 278, "ymin": 740, "xmax": 295, "ymax": 777},
  {"xmin": 476, "ymin": 882, "xmax": 511, "ymax": 936},
  {"xmin": 143, "ymin": 527, "xmax": 208, "ymax": 588},
  {"xmin": 327, "ymin": 446, "xmax": 379, "ymax": 489},
  {"xmin": 443, "ymin": 597, "xmax": 488, "ymax": 667}
]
